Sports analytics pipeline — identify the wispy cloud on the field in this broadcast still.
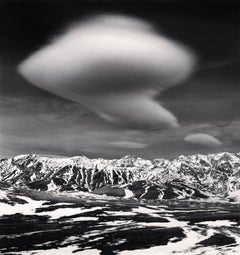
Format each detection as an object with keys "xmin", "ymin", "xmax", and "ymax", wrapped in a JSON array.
[{"xmin": 110, "ymin": 141, "xmax": 147, "ymax": 149}]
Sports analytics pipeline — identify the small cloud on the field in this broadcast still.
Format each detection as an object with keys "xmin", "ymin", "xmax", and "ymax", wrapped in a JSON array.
[
  {"xmin": 184, "ymin": 133, "xmax": 222, "ymax": 148},
  {"xmin": 111, "ymin": 141, "xmax": 147, "ymax": 149},
  {"xmin": 18, "ymin": 14, "xmax": 195, "ymax": 129}
]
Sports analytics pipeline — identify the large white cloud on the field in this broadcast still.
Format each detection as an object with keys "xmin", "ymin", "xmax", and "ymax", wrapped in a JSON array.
[
  {"xmin": 184, "ymin": 133, "xmax": 222, "ymax": 148},
  {"xmin": 18, "ymin": 14, "xmax": 195, "ymax": 128}
]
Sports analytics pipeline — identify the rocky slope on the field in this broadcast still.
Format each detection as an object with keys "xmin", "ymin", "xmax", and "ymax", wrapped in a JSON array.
[
  {"xmin": 1, "ymin": 183, "xmax": 239, "ymax": 255},
  {"xmin": 0, "ymin": 152, "xmax": 240, "ymax": 200}
]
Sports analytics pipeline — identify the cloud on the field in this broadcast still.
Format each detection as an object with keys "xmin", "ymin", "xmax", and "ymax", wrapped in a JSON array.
[
  {"xmin": 18, "ymin": 14, "xmax": 195, "ymax": 129},
  {"xmin": 184, "ymin": 133, "xmax": 222, "ymax": 148},
  {"xmin": 0, "ymin": 95, "xmax": 147, "ymax": 158},
  {"xmin": 110, "ymin": 141, "xmax": 147, "ymax": 149},
  {"xmin": 1, "ymin": 94, "xmax": 238, "ymax": 158}
]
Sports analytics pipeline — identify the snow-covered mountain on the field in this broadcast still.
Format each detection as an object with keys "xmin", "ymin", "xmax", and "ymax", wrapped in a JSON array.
[{"xmin": 1, "ymin": 152, "xmax": 240, "ymax": 200}]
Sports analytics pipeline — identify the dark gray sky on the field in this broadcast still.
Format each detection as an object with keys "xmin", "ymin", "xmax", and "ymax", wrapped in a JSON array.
[{"xmin": 0, "ymin": 0, "xmax": 239, "ymax": 159}]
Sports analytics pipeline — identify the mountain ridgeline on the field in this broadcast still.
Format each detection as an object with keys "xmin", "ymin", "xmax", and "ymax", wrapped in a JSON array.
[{"xmin": 0, "ymin": 152, "xmax": 240, "ymax": 200}]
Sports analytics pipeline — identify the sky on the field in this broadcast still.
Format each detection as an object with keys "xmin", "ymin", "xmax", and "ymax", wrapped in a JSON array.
[{"xmin": 0, "ymin": 0, "xmax": 239, "ymax": 159}]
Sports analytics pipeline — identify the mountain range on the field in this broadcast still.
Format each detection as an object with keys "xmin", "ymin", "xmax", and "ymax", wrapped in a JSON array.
[{"xmin": 1, "ymin": 152, "xmax": 240, "ymax": 200}]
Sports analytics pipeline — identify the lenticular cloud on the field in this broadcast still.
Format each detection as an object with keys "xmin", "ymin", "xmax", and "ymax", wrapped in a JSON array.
[
  {"xmin": 18, "ymin": 14, "xmax": 195, "ymax": 128},
  {"xmin": 184, "ymin": 133, "xmax": 222, "ymax": 148}
]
